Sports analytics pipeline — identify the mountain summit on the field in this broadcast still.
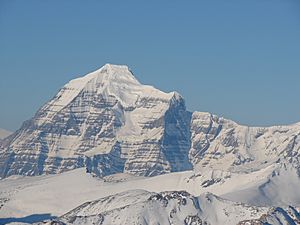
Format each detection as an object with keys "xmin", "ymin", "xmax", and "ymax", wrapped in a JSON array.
[
  {"xmin": 41, "ymin": 64, "xmax": 181, "ymax": 119},
  {"xmin": 1, "ymin": 64, "xmax": 300, "ymax": 179},
  {"xmin": 0, "ymin": 64, "xmax": 192, "ymax": 178}
]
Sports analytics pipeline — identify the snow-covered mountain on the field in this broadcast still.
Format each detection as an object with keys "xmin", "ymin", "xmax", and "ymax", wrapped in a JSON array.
[
  {"xmin": 0, "ymin": 64, "xmax": 192, "ymax": 178},
  {"xmin": 1, "ymin": 63, "xmax": 300, "ymax": 225},
  {"xmin": 190, "ymin": 112, "xmax": 300, "ymax": 173},
  {"xmin": 39, "ymin": 190, "xmax": 300, "ymax": 225},
  {"xmin": 1, "ymin": 63, "xmax": 300, "ymax": 180}
]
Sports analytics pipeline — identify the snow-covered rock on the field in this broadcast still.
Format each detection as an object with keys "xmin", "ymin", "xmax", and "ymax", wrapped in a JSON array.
[
  {"xmin": 1, "ymin": 63, "xmax": 300, "ymax": 225},
  {"xmin": 38, "ymin": 190, "xmax": 300, "ymax": 225},
  {"xmin": 0, "ymin": 64, "xmax": 192, "ymax": 178},
  {"xmin": 190, "ymin": 112, "xmax": 300, "ymax": 173},
  {"xmin": 1, "ymin": 163, "xmax": 300, "ymax": 221},
  {"xmin": 1, "ymin": 64, "xmax": 300, "ymax": 180}
]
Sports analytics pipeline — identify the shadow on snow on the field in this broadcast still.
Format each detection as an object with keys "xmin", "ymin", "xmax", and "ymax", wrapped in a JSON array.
[{"xmin": 0, "ymin": 213, "xmax": 56, "ymax": 224}]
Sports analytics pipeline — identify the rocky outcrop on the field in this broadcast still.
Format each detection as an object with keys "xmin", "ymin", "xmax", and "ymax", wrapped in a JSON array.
[{"xmin": 36, "ymin": 190, "xmax": 300, "ymax": 225}]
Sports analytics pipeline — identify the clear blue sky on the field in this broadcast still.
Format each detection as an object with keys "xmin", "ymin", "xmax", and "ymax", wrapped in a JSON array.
[{"xmin": 1, "ymin": 0, "xmax": 300, "ymax": 131}]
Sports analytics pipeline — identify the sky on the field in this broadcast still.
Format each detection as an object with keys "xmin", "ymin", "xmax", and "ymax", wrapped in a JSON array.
[{"xmin": 0, "ymin": 0, "xmax": 300, "ymax": 131}]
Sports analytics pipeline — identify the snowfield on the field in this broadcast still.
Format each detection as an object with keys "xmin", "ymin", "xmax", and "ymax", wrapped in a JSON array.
[{"xmin": 1, "ymin": 162, "xmax": 300, "ymax": 224}]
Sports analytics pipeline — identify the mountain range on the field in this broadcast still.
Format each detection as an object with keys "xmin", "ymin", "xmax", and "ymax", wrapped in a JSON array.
[
  {"xmin": 0, "ymin": 64, "xmax": 299, "ymax": 225},
  {"xmin": 1, "ymin": 64, "xmax": 300, "ymax": 179}
]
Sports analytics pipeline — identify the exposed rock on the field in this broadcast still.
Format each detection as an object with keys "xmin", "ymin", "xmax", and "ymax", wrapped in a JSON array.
[{"xmin": 1, "ymin": 64, "xmax": 300, "ymax": 178}]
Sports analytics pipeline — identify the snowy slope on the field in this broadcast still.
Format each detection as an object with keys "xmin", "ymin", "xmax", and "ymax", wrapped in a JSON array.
[
  {"xmin": 0, "ymin": 128, "xmax": 12, "ymax": 140},
  {"xmin": 1, "ymin": 162, "xmax": 300, "ymax": 222},
  {"xmin": 38, "ymin": 190, "xmax": 300, "ymax": 225},
  {"xmin": 222, "ymin": 163, "xmax": 300, "ymax": 207}
]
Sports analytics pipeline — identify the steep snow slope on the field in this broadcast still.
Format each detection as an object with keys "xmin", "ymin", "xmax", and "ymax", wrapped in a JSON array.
[
  {"xmin": 222, "ymin": 163, "xmax": 300, "ymax": 207},
  {"xmin": 0, "ymin": 64, "xmax": 192, "ymax": 178},
  {"xmin": 0, "ymin": 128, "xmax": 12, "ymax": 140},
  {"xmin": 40, "ymin": 190, "xmax": 300, "ymax": 225}
]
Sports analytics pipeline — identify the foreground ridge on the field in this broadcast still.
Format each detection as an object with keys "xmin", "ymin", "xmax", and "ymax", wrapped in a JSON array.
[{"xmin": 37, "ymin": 190, "xmax": 300, "ymax": 225}]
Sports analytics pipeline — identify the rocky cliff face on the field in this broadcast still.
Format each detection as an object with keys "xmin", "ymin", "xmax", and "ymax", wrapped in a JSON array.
[
  {"xmin": 190, "ymin": 112, "xmax": 300, "ymax": 173},
  {"xmin": 1, "ymin": 64, "xmax": 300, "ymax": 178},
  {"xmin": 0, "ymin": 64, "xmax": 192, "ymax": 178}
]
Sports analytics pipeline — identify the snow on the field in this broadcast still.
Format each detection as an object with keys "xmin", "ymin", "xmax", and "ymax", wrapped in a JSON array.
[
  {"xmin": 0, "ymin": 162, "xmax": 299, "ymax": 223},
  {"xmin": 1, "ymin": 64, "xmax": 300, "ymax": 224},
  {"xmin": 38, "ymin": 190, "xmax": 299, "ymax": 225},
  {"xmin": 40, "ymin": 63, "xmax": 177, "ymax": 122},
  {"xmin": 5, "ymin": 63, "xmax": 300, "ymax": 179},
  {"xmin": 191, "ymin": 111, "xmax": 300, "ymax": 175},
  {"xmin": 222, "ymin": 164, "xmax": 300, "ymax": 206}
]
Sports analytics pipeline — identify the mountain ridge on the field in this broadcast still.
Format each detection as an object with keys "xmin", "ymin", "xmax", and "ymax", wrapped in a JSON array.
[
  {"xmin": 1, "ymin": 64, "xmax": 300, "ymax": 180},
  {"xmin": 37, "ymin": 190, "xmax": 300, "ymax": 225}
]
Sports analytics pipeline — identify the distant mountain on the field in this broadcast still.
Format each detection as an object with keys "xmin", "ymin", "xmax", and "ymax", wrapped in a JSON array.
[
  {"xmin": 0, "ymin": 128, "xmax": 12, "ymax": 140},
  {"xmin": 190, "ymin": 112, "xmax": 300, "ymax": 174},
  {"xmin": 0, "ymin": 64, "xmax": 300, "ymax": 179}
]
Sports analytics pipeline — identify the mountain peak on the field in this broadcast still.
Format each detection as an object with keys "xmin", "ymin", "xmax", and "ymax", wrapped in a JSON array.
[
  {"xmin": 96, "ymin": 63, "xmax": 140, "ymax": 85},
  {"xmin": 1, "ymin": 64, "xmax": 191, "ymax": 178},
  {"xmin": 38, "ymin": 64, "xmax": 178, "ymax": 120},
  {"xmin": 99, "ymin": 63, "xmax": 131, "ymax": 78},
  {"xmin": 101, "ymin": 63, "xmax": 130, "ymax": 72}
]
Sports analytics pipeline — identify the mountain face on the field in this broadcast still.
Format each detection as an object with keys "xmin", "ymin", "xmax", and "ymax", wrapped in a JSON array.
[
  {"xmin": 38, "ymin": 190, "xmax": 300, "ymax": 225},
  {"xmin": 0, "ymin": 64, "xmax": 192, "ymax": 178},
  {"xmin": 190, "ymin": 112, "xmax": 300, "ymax": 173},
  {"xmin": 1, "ymin": 63, "xmax": 300, "ymax": 179}
]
